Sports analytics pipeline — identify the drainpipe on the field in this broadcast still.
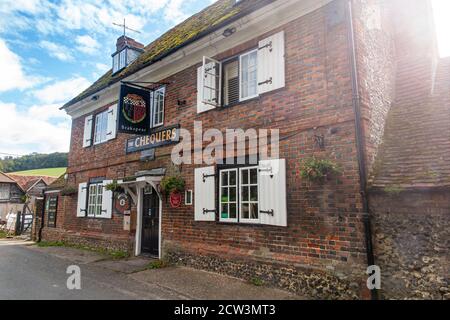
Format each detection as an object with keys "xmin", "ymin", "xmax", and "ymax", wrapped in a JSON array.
[{"xmin": 346, "ymin": 0, "xmax": 378, "ymax": 300}]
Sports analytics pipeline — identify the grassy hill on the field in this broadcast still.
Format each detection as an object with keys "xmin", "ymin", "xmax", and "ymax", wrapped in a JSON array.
[{"xmin": 10, "ymin": 167, "xmax": 66, "ymax": 177}]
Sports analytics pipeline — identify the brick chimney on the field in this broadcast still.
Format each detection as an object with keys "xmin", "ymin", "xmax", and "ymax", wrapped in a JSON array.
[
  {"xmin": 116, "ymin": 35, "xmax": 144, "ymax": 52},
  {"xmin": 112, "ymin": 36, "xmax": 145, "ymax": 74}
]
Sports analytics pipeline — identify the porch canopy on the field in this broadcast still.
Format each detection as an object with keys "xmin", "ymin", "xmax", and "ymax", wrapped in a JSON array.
[{"xmin": 116, "ymin": 168, "xmax": 166, "ymax": 204}]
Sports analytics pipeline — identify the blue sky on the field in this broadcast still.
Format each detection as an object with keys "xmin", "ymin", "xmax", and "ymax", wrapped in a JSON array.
[
  {"xmin": 0, "ymin": 0, "xmax": 448, "ymax": 157},
  {"xmin": 0, "ymin": 0, "xmax": 214, "ymax": 157}
]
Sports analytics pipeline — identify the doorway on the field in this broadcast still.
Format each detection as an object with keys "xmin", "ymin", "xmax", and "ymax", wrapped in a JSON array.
[{"xmin": 141, "ymin": 187, "xmax": 160, "ymax": 257}]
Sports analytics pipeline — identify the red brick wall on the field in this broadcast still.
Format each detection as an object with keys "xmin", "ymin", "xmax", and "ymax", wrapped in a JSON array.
[{"xmin": 57, "ymin": 1, "xmax": 370, "ymax": 282}]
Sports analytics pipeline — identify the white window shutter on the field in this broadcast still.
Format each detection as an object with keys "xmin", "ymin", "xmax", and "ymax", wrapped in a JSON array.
[
  {"xmin": 83, "ymin": 115, "xmax": 93, "ymax": 148},
  {"xmin": 106, "ymin": 105, "xmax": 117, "ymax": 140},
  {"xmin": 77, "ymin": 182, "xmax": 88, "ymax": 217},
  {"xmin": 202, "ymin": 56, "xmax": 222, "ymax": 107},
  {"xmin": 101, "ymin": 180, "xmax": 113, "ymax": 219},
  {"xmin": 257, "ymin": 31, "xmax": 285, "ymax": 95},
  {"xmin": 197, "ymin": 66, "xmax": 217, "ymax": 114},
  {"xmin": 194, "ymin": 166, "xmax": 216, "ymax": 221},
  {"xmin": 258, "ymin": 159, "xmax": 287, "ymax": 227}
]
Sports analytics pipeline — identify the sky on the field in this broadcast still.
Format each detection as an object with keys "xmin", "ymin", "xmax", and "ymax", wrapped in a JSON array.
[
  {"xmin": 0, "ymin": 0, "xmax": 449, "ymax": 157},
  {"xmin": 0, "ymin": 0, "xmax": 215, "ymax": 157}
]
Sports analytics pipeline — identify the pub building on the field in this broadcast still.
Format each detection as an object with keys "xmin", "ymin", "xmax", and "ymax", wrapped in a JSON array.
[{"xmin": 42, "ymin": 0, "xmax": 449, "ymax": 299}]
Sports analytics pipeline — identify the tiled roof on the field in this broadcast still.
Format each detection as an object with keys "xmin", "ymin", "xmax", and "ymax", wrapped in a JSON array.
[
  {"xmin": 0, "ymin": 172, "xmax": 16, "ymax": 184},
  {"xmin": 6, "ymin": 174, "xmax": 56, "ymax": 192},
  {"xmin": 62, "ymin": 0, "xmax": 274, "ymax": 109},
  {"xmin": 370, "ymin": 58, "xmax": 450, "ymax": 189},
  {"xmin": 45, "ymin": 174, "xmax": 66, "ymax": 191}
]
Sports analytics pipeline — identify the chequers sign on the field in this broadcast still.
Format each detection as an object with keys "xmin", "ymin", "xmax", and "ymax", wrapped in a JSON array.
[{"xmin": 126, "ymin": 124, "xmax": 180, "ymax": 154}]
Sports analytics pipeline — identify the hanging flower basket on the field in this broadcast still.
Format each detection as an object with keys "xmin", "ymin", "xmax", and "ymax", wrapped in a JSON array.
[
  {"xmin": 160, "ymin": 176, "xmax": 185, "ymax": 195},
  {"xmin": 104, "ymin": 181, "xmax": 124, "ymax": 193},
  {"xmin": 300, "ymin": 157, "xmax": 341, "ymax": 183}
]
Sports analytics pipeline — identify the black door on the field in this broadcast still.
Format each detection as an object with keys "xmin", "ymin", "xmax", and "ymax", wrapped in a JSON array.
[{"xmin": 141, "ymin": 188, "xmax": 159, "ymax": 256}]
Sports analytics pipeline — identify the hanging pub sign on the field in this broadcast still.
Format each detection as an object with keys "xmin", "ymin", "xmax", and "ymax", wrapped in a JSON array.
[
  {"xmin": 126, "ymin": 124, "xmax": 180, "ymax": 154},
  {"xmin": 114, "ymin": 192, "xmax": 131, "ymax": 215},
  {"xmin": 118, "ymin": 84, "xmax": 151, "ymax": 135}
]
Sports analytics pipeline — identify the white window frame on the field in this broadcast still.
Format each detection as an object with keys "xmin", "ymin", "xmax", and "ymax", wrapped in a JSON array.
[
  {"xmin": 113, "ymin": 54, "xmax": 119, "ymax": 73},
  {"xmin": 151, "ymin": 86, "xmax": 165, "ymax": 128},
  {"xmin": 119, "ymin": 49, "xmax": 127, "ymax": 70},
  {"xmin": 94, "ymin": 110, "xmax": 109, "ymax": 145},
  {"xmin": 219, "ymin": 168, "xmax": 238, "ymax": 223},
  {"xmin": 239, "ymin": 49, "xmax": 259, "ymax": 102},
  {"xmin": 238, "ymin": 166, "xmax": 260, "ymax": 224},
  {"xmin": 87, "ymin": 182, "xmax": 103, "ymax": 218},
  {"xmin": 185, "ymin": 190, "xmax": 193, "ymax": 206}
]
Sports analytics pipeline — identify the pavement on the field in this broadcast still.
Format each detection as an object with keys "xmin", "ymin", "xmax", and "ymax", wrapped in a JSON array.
[{"xmin": 0, "ymin": 238, "xmax": 302, "ymax": 300}]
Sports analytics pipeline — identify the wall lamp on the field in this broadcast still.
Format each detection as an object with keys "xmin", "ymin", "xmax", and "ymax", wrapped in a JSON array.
[{"xmin": 222, "ymin": 27, "xmax": 236, "ymax": 37}]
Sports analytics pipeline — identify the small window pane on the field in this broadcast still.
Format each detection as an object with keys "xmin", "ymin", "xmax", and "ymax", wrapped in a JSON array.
[
  {"xmin": 221, "ymin": 188, "xmax": 229, "ymax": 202},
  {"xmin": 250, "ymin": 169, "xmax": 258, "ymax": 184},
  {"xmin": 242, "ymin": 169, "xmax": 248, "ymax": 184},
  {"xmin": 230, "ymin": 204, "xmax": 237, "ymax": 219},
  {"xmin": 229, "ymin": 171, "xmax": 237, "ymax": 185},
  {"xmin": 229, "ymin": 187, "xmax": 236, "ymax": 202},
  {"xmin": 250, "ymin": 203, "xmax": 259, "ymax": 219},
  {"xmin": 250, "ymin": 186, "xmax": 258, "ymax": 201},
  {"xmin": 242, "ymin": 204, "xmax": 249, "ymax": 219},
  {"xmin": 221, "ymin": 204, "xmax": 228, "ymax": 219},
  {"xmin": 242, "ymin": 186, "xmax": 249, "ymax": 201},
  {"xmin": 221, "ymin": 171, "xmax": 228, "ymax": 186}
]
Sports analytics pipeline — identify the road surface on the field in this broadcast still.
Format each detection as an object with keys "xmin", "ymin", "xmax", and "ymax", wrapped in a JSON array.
[{"xmin": 0, "ymin": 240, "xmax": 179, "ymax": 300}]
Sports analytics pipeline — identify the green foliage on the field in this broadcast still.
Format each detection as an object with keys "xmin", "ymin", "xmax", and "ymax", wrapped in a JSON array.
[
  {"xmin": 249, "ymin": 277, "xmax": 264, "ymax": 287},
  {"xmin": 383, "ymin": 185, "xmax": 404, "ymax": 195},
  {"xmin": 0, "ymin": 230, "xmax": 8, "ymax": 239},
  {"xmin": 20, "ymin": 194, "xmax": 29, "ymax": 203},
  {"xmin": 300, "ymin": 157, "xmax": 341, "ymax": 183},
  {"xmin": 160, "ymin": 176, "xmax": 185, "ymax": 194},
  {"xmin": 0, "ymin": 153, "xmax": 68, "ymax": 174},
  {"xmin": 147, "ymin": 260, "xmax": 168, "ymax": 269},
  {"xmin": 60, "ymin": 186, "xmax": 77, "ymax": 196},
  {"xmin": 37, "ymin": 241, "xmax": 129, "ymax": 259},
  {"xmin": 104, "ymin": 181, "xmax": 124, "ymax": 193},
  {"xmin": 11, "ymin": 167, "xmax": 66, "ymax": 177},
  {"xmin": 37, "ymin": 241, "xmax": 65, "ymax": 247}
]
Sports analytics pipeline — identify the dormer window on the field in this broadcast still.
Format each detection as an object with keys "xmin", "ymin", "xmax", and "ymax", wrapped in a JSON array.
[{"xmin": 112, "ymin": 36, "xmax": 144, "ymax": 74}]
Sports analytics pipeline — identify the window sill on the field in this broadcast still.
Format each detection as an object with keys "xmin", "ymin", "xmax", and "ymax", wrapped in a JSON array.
[
  {"xmin": 216, "ymin": 220, "xmax": 264, "ymax": 227},
  {"xmin": 223, "ymin": 96, "xmax": 260, "ymax": 109},
  {"xmin": 79, "ymin": 216, "xmax": 110, "ymax": 220},
  {"xmin": 92, "ymin": 137, "xmax": 116, "ymax": 147}
]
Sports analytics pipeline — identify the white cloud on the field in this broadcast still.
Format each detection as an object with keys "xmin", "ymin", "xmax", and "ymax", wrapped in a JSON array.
[
  {"xmin": 0, "ymin": 39, "xmax": 41, "ymax": 92},
  {"xmin": 28, "ymin": 103, "xmax": 68, "ymax": 121},
  {"xmin": 76, "ymin": 35, "xmax": 100, "ymax": 55},
  {"xmin": 164, "ymin": 0, "xmax": 188, "ymax": 24},
  {"xmin": 96, "ymin": 63, "xmax": 110, "ymax": 73},
  {"xmin": 33, "ymin": 77, "xmax": 91, "ymax": 104},
  {"xmin": 0, "ymin": 102, "xmax": 70, "ymax": 154},
  {"xmin": 40, "ymin": 40, "xmax": 74, "ymax": 61},
  {"xmin": 0, "ymin": 0, "xmax": 187, "ymax": 37}
]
